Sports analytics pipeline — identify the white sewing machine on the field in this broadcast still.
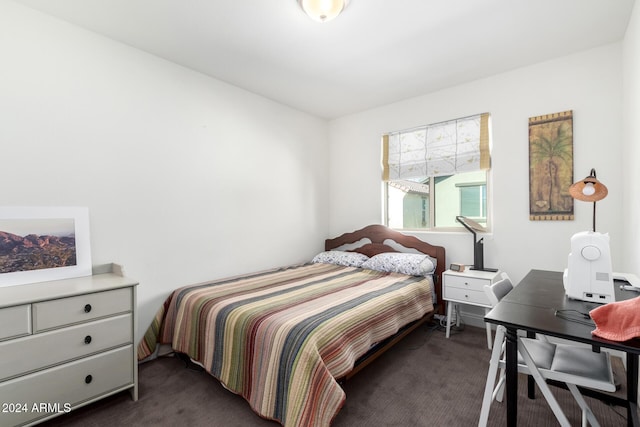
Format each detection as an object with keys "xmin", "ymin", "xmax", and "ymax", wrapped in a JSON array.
[
  {"xmin": 563, "ymin": 231, "xmax": 615, "ymax": 303},
  {"xmin": 614, "ymin": 272, "xmax": 640, "ymax": 290}
]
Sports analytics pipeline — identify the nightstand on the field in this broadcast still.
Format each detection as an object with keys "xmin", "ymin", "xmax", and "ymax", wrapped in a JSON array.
[{"xmin": 443, "ymin": 268, "xmax": 501, "ymax": 349}]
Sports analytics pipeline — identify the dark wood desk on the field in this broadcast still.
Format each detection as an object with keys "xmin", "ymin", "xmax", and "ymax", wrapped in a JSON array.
[{"xmin": 484, "ymin": 269, "xmax": 640, "ymax": 426}]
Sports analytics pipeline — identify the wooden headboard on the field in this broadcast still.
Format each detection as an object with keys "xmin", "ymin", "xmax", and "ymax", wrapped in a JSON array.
[{"xmin": 325, "ymin": 224, "xmax": 446, "ymax": 315}]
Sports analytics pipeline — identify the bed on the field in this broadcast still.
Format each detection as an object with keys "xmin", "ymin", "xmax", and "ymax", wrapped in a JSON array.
[{"xmin": 138, "ymin": 224, "xmax": 446, "ymax": 427}]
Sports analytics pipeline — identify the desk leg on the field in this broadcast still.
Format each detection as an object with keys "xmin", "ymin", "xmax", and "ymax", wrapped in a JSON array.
[
  {"xmin": 626, "ymin": 352, "xmax": 639, "ymax": 427},
  {"xmin": 505, "ymin": 327, "xmax": 519, "ymax": 426}
]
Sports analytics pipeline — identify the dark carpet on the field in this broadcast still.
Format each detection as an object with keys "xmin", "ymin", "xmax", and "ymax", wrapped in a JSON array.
[{"xmin": 41, "ymin": 323, "xmax": 631, "ymax": 426}]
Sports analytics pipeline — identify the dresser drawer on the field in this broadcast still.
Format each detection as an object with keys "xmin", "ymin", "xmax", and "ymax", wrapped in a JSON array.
[
  {"xmin": 0, "ymin": 305, "xmax": 31, "ymax": 341},
  {"xmin": 33, "ymin": 288, "xmax": 132, "ymax": 332},
  {"xmin": 0, "ymin": 345, "xmax": 133, "ymax": 427},
  {"xmin": 444, "ymin": 274, "xmax": 490, "ymax": 292},
  {"xmin": 0, "ymin": 314, "xmax": 132, "ymax": 382},
  {"xmin": 443, "ymin": 286, "xmax": 490, "ymax": 306}
]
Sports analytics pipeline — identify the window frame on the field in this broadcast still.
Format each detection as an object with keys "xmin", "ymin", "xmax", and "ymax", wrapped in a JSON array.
[{"xmin": 383, "ymin": 170, "xmax": 492, "ymax": 232}]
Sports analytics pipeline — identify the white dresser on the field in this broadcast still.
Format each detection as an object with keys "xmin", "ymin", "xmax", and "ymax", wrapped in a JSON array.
[
  {"xmin": 0, "ymin": 264, "xmax": 138, "ymax": 427},
  {"xmin": 442, "ymin": 268, "xmax": 501, "ymax": 349}
]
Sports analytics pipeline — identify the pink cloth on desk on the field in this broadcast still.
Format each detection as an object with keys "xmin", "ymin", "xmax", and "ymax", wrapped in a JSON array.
[{"xmin": 590, "ymin": 296, "xmax": 640, "ymax": 341}]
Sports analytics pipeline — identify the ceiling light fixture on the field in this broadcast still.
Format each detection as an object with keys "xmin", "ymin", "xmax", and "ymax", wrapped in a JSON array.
[{"xmin": 298, "ymin": 0, "xmax": 350, "ymax": 23}]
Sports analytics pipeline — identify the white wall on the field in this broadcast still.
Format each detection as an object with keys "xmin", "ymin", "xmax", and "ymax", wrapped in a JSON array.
[
  {"xmin": 0, "ymin": 2, "xmax": 330, "ymax": 341},
  {"xmin": 1, "ymin": 1, "xmax": 635, "ymax": 339},
  {"xmin": 329, "ymin": 44, "xmax": 625, "ymax": 291},
  {"xmin": 623, "ymin": 1, "xmax": 640, "ymax": 276}
]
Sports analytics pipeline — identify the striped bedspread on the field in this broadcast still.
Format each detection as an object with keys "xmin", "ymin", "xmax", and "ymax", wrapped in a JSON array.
[{"xmin": 139, "ymin": 262, "xmax": 433, "ymax": 426}]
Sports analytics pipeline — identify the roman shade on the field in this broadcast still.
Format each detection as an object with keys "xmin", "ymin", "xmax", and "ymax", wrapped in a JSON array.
[{"xmin": 382, "ymin": 113, "xmax": 491, "ymax": 181}]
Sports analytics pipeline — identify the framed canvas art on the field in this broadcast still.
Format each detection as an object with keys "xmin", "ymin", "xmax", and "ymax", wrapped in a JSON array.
[
  {"xmin": 529, "ymin": 110, "xmax": 574, "ymax": 221},
  {"xmin": 0, "ymin": 206, "xmax": 92, "ymax": 287}
]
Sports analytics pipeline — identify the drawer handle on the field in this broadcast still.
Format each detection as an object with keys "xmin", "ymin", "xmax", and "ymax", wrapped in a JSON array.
[
  {"xmin": 85, "ymin": 375, "xmax": 93, "ymax": 384},
  {"xmin": 84, "ymin": 335, "xmax": 92, "ymax": 345},
  {"xmin": 84, "ymin": 304, "xmax": 92, "ymax": 313}
]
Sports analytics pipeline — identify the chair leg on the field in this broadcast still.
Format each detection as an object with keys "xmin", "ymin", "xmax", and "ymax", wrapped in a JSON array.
[
  {"xmin": 566, "ymin": 383, "xmax": 600, "ymax": 427},
  {"xmin": 478, "ymin": 327, "xmax": 506, "ymax": 427},
  {"xmin": 493, "ymin": 370, "xmax": 506, "ymax": 402},
  {"xmin": 517, "ymin": 338, "xmax": 571, "ymax": 427},
  {"xmin": 494, "ymin": 340, "xmax": 507, "ymax": 402},
  {"xmin": 485, "ymin": 308, "xmax": 492, "ymax": 350}
]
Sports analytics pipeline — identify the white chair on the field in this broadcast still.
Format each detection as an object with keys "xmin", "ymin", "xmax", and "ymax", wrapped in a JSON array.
[
  {"xmin": 482, "ymin": 274, "xmax": 514, "ymax": 398},
  {"xmin": 484, "ymin": 272, "xmax": 513, "ymax": 306},
  {"xmin": 484, "ymin": 272, "xmax": 513, "ymax": 350},
  {"xmin": 478, "ymin": 278, "xmax": 616, "ymax": 427}
]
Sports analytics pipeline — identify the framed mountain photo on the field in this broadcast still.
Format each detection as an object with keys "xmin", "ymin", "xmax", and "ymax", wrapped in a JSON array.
[{"xmin": 0, "ymin": 206, "xmax": 92, "ymax": 287}]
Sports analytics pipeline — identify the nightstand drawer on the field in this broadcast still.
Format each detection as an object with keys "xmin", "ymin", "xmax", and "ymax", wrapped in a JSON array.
[
  {"xmin": 445, "ymin": 274, "xmax": 489, "ymax": 292},
  {"xmin": 33, "ymin": 288, "xmax": 132, "ymax": 332},
  {"xmin": 0, "ymin": 304, "xmax": 31, "ymax": 341},
  {"xmin": 443, "ymin": 286, "xmax": 490, "ymax": 306},
  {"xmin": 0, "ymin": 314, "xmax": 132, "ymax": 381},
  {"xmin": 0, "ymin": 345, "xmax": 133, "ymax": 427}
]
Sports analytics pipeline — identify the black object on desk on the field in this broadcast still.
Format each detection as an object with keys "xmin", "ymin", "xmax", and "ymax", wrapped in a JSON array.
[
  {"xmin": 455, "ymin": 216, "xmax": 498, "ymax": 272},
  {"xmin": 484, "ymin": 269, "xmax": 640, "ymax": 426}
]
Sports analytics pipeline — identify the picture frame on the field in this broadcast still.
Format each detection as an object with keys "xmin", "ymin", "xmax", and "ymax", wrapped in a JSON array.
[
  {"xmin": 0, "ymin": 206, "xmax": 92, "ymax": 287},
  {"xmin": 528, "ymin": 110, "xmax": 574, "ymax": 221}
]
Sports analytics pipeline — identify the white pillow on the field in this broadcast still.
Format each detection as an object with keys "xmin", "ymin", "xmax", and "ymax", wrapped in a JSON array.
[
  {"xmin": 361, "ymin": 252, "xmax": 435, "ymax": 276},
  {"xmin": 311, "ymin": 251, "xmax": 370, "ymax": 268}
]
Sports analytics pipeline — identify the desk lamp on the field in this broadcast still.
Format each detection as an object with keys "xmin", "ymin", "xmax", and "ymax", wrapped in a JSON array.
[
  {"xmin": 568, "ymin": 168, "xmax": 608, "ymax": 232},
  {"xmin": 563, "ymin": 169, "xmax": 614, "ymax": 303},
  {"xmin": 456, "ymin": 216, "xmax": 497, "ymax": 272}
]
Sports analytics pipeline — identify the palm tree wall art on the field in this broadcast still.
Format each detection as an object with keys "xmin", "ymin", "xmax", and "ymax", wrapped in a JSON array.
[{"xmin": 528, "ymin": 110, "xmax": 574, "ymax": 220}]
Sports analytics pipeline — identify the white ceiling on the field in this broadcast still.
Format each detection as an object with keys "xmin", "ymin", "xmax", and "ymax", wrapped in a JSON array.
[{"xmin": 14, "ymin": 0, "xmax": 635, "ymax": 119}]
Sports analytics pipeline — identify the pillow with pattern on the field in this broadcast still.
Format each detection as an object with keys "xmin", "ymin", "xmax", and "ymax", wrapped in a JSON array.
[
  {"xmin": 311, "ymin": 251, "xmax": 370, "ymax": 268},
  {"xmin": 361, "ymin": 252, "xmax": 436, "ymax": 276}
]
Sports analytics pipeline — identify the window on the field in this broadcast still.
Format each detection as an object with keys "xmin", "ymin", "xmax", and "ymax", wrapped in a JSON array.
[
  {"xmin": 459, "ymin": 182, "xmax": 486, "ymax": 219},
  {"xmin": 387, "ymin": 179, "xmax": 430, "ymax": 228},
  {"xmin": 382, "ymin": 114, "xmax": 491, "ymax": 231}
]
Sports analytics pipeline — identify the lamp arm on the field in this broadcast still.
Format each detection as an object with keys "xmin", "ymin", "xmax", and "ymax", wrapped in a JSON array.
[{"xmin": 456, "ymin": 215, "xmax": 477, "ymax": 242}]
